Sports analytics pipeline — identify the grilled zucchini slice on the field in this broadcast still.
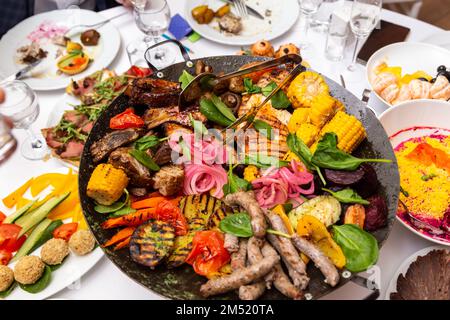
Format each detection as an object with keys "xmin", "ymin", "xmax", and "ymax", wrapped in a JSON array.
[{"xmin": 129, "ymin": 220, "xmax": 175, "ymax": 268}]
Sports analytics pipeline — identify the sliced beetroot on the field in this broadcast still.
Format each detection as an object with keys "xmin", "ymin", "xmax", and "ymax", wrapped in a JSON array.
[
  {"xmin": 354, "ymin": 164, "xmax": 379, "ymax": 198},
  {"xmin": 364, "ymin": 194, "xmax": 388, "ymax": 231},
  {"xmin": 324, "ymin": 166, "xmax": 365, "ymax": 185},
  {"xmin": 441, "ymin": 208, "xmax": 450, "ymax": 233}
]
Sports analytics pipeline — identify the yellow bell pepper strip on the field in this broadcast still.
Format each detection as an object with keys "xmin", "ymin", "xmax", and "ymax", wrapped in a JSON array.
[
  {"xmin": 2, "ymin": 177, "xmax": 34, "ymax": 208},
  {"xmin": 16, "ymin": 197, "xmax": 33, "ymax": 209},
  {"xmin": 48, "ymin": 189, "xmax": 79, "ymax": 219},
  {"xmin": 30, "ymin": 173, "xmax": 68, "ymax": 197}
]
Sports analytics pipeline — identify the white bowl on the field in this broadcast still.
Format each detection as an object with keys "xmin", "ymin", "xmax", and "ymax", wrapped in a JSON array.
[
  {"xmin": 366, "ymin": 42, "xmax": 450, "ymax": 107},
  {"xmin": 379, "ymin": 99, "xmax": 450, "ymax": 246}
]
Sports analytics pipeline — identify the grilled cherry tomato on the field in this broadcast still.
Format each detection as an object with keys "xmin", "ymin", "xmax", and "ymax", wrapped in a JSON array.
[
  {"xmin": 185, "ymin": 230, "xmax": 230, "ymax": 277},
  {"xmin": 0, "ymin": 250, "xmax": 12, "ymax": 265},
  {"xmin": 155, "ymin": 200, "xmax": 188, "ymax": 236},
  {"xmin": 53, "ymin": 223, "xmax": 78, "ymax": 241},
  {"xmin": 110, "ymin": 108, "xmax": 145, "ymax": 130}
]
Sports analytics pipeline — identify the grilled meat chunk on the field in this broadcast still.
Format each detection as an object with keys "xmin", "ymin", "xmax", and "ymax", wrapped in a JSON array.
[
  {"xmin": 143, "ymin": 105, "xmax": 206, "ymax": 130},
  {"xmin": 218, "ymin": 13, "xmax": 242, "ymax": 34},
  {"xmin": 153, "ymin": 141, "xmax": 173, "ymax": 166},
  {"xmin": 129, "ymin": 187, "xmax": 148, "ymax": 197},
  {"xmin": 127, "ymin": 78, "xmax": 181, "ymax": 107},
  {"xmin": 200, "ymin": 243, "xmax": 279, "ymax": 297},
  {"xmin": 291, "ymin": 234, "xmax": 340, "ymax": 287},
  {"xmin": 108, "ymin": 147, "xmax": 154, "ymax": 187},
  {"xmin": 257, "ymin": 69, "xmax": 291, "ymax": 93},
  {"xmin": 152, "ymin": 165, "xmax": 184, "ymax": 196},
  {"xmin": 129, "ymin": 220, "xmax": 175, "ymax": 268},
  {"xmin": 224, "ymin": 191, "xmax": 267, "ymax": 238},
  {"xmin": 90, "ymin": 128, "xmax": 143, "ymax": 163}
]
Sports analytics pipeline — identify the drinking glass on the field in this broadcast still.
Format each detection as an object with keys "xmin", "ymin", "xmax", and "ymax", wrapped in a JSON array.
[
  {"xmin": 347, "ymin": 0, "xmax": 381, "ymax": 71},
  {"xmin": 0, "ymin": 81, "xmax": 47, "ymax": 160},
  {"xmin": 324, "ymin": 13, "xmax": 348, "ymax": 61},
  {"xmin": 135, "ymin": 0, "xmax": 174, "ymax": 69},
  {"xmin": 298, "ymin": 0, "xmax": 324, "ymax": 49},
  {"xmin": 0, "ymin": 115, "xmax": 17, "ymax": 164}
]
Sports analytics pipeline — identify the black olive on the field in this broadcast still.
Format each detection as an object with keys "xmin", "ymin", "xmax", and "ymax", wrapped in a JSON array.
[{"xmin": 437, "ymin": 65, "xmax": 447, "ymax": 72}]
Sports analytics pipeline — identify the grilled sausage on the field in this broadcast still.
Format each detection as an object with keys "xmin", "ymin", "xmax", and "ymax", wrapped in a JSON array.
[
  {"xmin": 200, "ymin": 245, "xmax": 279, "ymax": 297},
  {"xmin": 239, "ymin": 281, "xmax": 266, "ymax": 300},
  {"xmin": 224, "ymin": 191, "xmax": 267, "ymax": 238},
  {"xmin": 224, "ymin": 233, "xmax": 240, "ymax": 253},
  {"xmin": 261, "ymin": 243, "xmax": 303, "ymax": 300},
  {"xmin": 231, "ymin": 239, "xmax": 247, "ymax": 271},
  {"xmin": 247, "ymin": 237, "xmax": 274, "ymax": 288},
  {"xmin": 291, "ymin": 235, "xmax": 340, "ymax": 287}
]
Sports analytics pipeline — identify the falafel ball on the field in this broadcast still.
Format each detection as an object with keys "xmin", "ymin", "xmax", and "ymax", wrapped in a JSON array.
[
  {"xmin": 0, "ymin": 265, "xmax": 14, "ymax": 292},
  {"xmin": 69, "ymin": 230, "xmax": 95, "ymax": 255},
  {"xmin": 41, "ymin": 238, "xmax": 69, "ymax": 265},
  {"xmin": 14, "ymin": 256, "xmax": 45, "ymax": 285}
]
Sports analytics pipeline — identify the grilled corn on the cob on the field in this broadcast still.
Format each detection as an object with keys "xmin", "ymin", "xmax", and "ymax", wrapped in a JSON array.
[
  {"xmin": 309, "ymin": 94, "xmax": 338, "ymax": 128},
  {"xmin": 312, "ymin": 111, "xmax": 366, "ymax": 153},
  {"xmin": 288, "ymin": 108, "xmax": 310, "ymax": 133},
  {"xmin": 287, "ymin": 71, "xmax": 329, "ymax": 108},
  {"xmin": 87, "ymin": 163, "xmax": 129, "ymax": 205},
  {"xmin": 296, "ymin": 123, "xmax": 319, "ymax": 147}
]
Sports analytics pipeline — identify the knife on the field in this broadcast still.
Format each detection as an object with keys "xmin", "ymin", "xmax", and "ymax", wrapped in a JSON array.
[
  {"xmin": 1, "ymin": 59, "xmax": 42, "ymax": 83},
  {"xmin": 220, "ymin": 0, "xmax": 265, "ymax": 20}
]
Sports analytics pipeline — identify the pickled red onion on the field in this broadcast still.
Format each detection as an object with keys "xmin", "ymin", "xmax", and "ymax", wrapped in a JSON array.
[
  {"xmin": 27, "ymin": 21, "xmax": 68, "ymax": 42},
  {"xmin": 184, "ymin": 163, "xmax": 228, "ymax": 198}
]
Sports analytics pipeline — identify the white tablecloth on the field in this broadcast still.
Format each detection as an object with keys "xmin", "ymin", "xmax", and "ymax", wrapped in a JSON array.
[{"xmin": 0, "ymin": 1, "xmax": 443, "ymax": 300}]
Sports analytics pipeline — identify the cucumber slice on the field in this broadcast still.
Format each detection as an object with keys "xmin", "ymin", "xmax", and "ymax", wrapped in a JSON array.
[
  {"xmin": 13, "ymin": 219, "xmax": 53, "ymax": 262},
  {"xmin": 16, "ymin": 192, "xmax": 70, "ymax": 237},
  {"xmin": 3, "ymin": 200, "xmax": 37, "ymax": 224},
  {"xmin": 29, "ymin": 220, "xmax": 63, "ymax": 253},
  {"xmin": 19, "ymin": 265, "xmax": 51, "ymax": 294}
]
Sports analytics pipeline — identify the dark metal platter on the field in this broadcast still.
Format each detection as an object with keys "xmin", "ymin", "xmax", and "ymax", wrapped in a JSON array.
[{"xmin": 79, "ymin": 53, "xmax": 400, "ymax": 300}]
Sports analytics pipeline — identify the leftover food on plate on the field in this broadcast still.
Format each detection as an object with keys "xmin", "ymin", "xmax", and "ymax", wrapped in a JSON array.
[
  {"xmin": 16, "ymin": 43, "xmax": 48, "ymax": 64},
  {"xmin": 390, "ymin": 249, "xmax": 449, "ymax": 300},
  {"xmin": 371, "ymin": 63, "xmax": 450, "ymax": 105},
  {"xmin": 83, "ymin": 59, "xmax": 392, "ymax": 300},
  {"xmin": 395, "ymin": 132, "xmax": 450, "ymax": 242}
]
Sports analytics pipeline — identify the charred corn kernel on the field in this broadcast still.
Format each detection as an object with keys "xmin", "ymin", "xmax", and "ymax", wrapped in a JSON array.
[
  {"xmin": 312, "ymin": 111, "xmax": 366, "ymax": 153},
  {"xmin": 296, "ymin": 123, "xmax": 319, "ymax": 147},
  {"xmin": 287, "ymin": 71, "xmax": 329, "ymax": 108},
  {"xmin": 87, "ymin": 164, "xmax": 129, "ymax": 205},
  {"xmin": 288, "ymin": 108, "xmax": 310, "ymax": 133},
  {"xmin": 334, "ymin": 99, "xmax": 346, "ymax": 112},
  {"xmin": 243, "ymin": 165, "xmax": 260, "ymax": 182},
  {"xmin": 309, "ymin": 94, "xmax": 337, "ymax": 128}
]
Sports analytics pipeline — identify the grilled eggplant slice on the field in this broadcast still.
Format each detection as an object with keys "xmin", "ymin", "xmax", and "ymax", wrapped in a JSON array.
[
  {"xmin": 179, "ymin": 195, "xmax": 231, "ymax": 227},
  {"xmin": 129, "ymin": 220, "xmax": 175, "ymax": 268}
]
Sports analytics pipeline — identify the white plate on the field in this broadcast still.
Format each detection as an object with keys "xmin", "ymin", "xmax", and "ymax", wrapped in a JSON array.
[
  {"xmin": 421, "ymin": 31, "xmax": 450, "ymax": 51},
  {"xmin": 0, "ymin": 167, "xmax": 103, "ymax": 300},
  {"xmin": 0, "ymin": 9, "xmax": 121, "ymax": 91},
  {"xmin": 366, "ymin": 42, "xmax": 450, "ymax": 107},
  {"xmin": 385, "ymin": 245, "xmax": 448, "ymax": 300},
  {"xmin": 184, "ymin": 0, "xmax": 299, "ymax": 46},
  {"xmin": 379, "ymin": 99, "xmax": 450, "ymax": 246}
]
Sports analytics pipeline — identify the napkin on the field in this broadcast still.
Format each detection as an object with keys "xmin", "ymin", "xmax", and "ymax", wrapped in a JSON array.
[{"xmin": 169, "ymin": 14, "xmax": 192, "ymax": 40}]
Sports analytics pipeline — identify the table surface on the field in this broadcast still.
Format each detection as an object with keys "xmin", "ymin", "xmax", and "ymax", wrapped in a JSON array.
[{"xmin": 0, "ymin": 1, "xmax": 444, "ymax": 300}]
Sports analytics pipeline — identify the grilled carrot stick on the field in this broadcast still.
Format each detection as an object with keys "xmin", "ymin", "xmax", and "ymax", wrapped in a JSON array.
[
  {"xmin": 103, "ymin": 227, "xmax": 136, "ymax": 247},
  {"xmin": 114, "ymin": 236, "xmax": 132, "ymax": 251},
  {"xmin": 101, "ymin": 208, "xmax": 157, "ymax": 229},
  {"xmin": 131, "ymin": 196, "xmax": 166, "ymax": 209}
]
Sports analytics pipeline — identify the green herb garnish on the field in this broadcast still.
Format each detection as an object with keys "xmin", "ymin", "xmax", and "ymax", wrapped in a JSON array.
[
  {"xmin": 219, "ymin": 212, "xmax": 253, "ymax": 237},
  {"xmin": 179, "ymin": 70, "xmax": 195, "ymax": 90},
  {"xmin": 129, "ymin": 149, "xmax": 160, "ymax": 171},
  {"xmin": 253, "ymin": 119, "xmax": 274, "ymax": 139},
  {"xmin": 134, "ymin": 135, "xmax": 168, "ymax": 151},
  {"xmin": 322, "ymin": 188, "xmax": 369, "ymax": 205}
]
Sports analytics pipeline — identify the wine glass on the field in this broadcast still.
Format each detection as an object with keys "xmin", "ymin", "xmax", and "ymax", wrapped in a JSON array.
[
  {"xmin": 347, "ymin": 0, "xmax": 382, "ymax": 71},
  {"xmin": 298, "ymin": 0, "xmax": 324, "ymax": 49},
  {"xmin": 135, "ymin": 0, "xmax": 174, "ymax": 69},
  {"xmin": 0, "ymin": 81, "xmax": 47, "ymax": 160}
]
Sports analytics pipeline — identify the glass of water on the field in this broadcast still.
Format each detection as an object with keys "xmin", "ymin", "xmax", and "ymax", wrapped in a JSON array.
[
  {"xmin": 347, "ymin": 0, "xmax": 382, "ymax": 71},
  {"xmin": 298, "ymin": 0, "xmax": 324, "ymax": 49},
  {"xmin": 0, "ymin": 81, "xmax": 47, "ymax": 160},
  {"xmin": 324, "ymin": 14, "xmax": 348, "ymax": 61}
]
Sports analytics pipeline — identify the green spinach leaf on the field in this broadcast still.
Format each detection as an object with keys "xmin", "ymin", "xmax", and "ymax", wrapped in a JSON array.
[
  {"xmin": 311, "ymin": 133, "xmax": 391, "ymax": 171},
  {"xmin": 261, "ymin": 81, "xmax": 277, "ymax": 96},
  {"xmin": 129, "ymin": 149, "xmax": 160, "ymax": 171},
  {"xmin": 322, "ymin": 188, "xmax": 369, "ymax": 205},
  {"xmin": 253, "ymin": 119, "xmax": 274, "ymax": 139},
  {"xmin": 332, "ymin": 224, "xmax": 379, "ymax": 272},
  {"xmin": 271, "ymin": 90, "xmax": 291, "ymax": 109},
  {"xmin": 211, "ymin": 94, "xmax": 236, "ymax": 122},
  {"xmin": 223, "ymin": 164, "xmax": 252, "ymax": 196},
  {"xmin": 243, "ymin": 78, "xmax": 261, "ymax": 94},
  {"xmin": 189, "ymin": 113, "xmax": 208, "ymax": 136},
  {"xmin": 134, "ymin": 135, "xmax": 167, "ymax": 151},
  {"xmin": 0, "ymin": 282, "xmax": 17, "ymax": 298},
  {"xmin": 243, "ymin": 154, "xmax": 289, "ymax": 168},
  {"xmin": 179, "ymin": 70, "xmax": 195, "ymax": 90},
  {"xmin": 219, "ymin": 212, "xmax": 253, "ymax": 237},
  {"xmin": 19, "ymin": 265, "xmax": 52, "ymax": 294}
]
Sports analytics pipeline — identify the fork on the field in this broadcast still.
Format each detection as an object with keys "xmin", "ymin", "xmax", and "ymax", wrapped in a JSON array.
[
  {"xmin": 234, "ymin": 0, "xmax": 249, "ymax": 19},
  {"xmin": 64, "ymin": 11, "xmax": 128, "ymax": 36}
]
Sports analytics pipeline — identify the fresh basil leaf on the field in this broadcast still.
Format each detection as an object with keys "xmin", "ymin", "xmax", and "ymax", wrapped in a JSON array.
[
  {"xmin": 211, "ymin": 94, "xmax": 236, "ymax": 122},
  {"xmin": 129, "ymin": 149, "xmax": 160, "ymax": 171},
  {"xmin": 261, "ymin": 81, "xmax": 277, "ymax": 96},
  {"xmin": 95, "ymin": 201, "xmax": 125, "ymax": 214},
  {"xmin": 271, "ymin": 90, "xmax": 291, "ymax": 109},
  {"xmin": 223, "ymin": 174, "xmax": 252, "ymax": 196},
  {"xmin": 243, "ymin": 154, "xmax": 289, "ymax": 168},
  {"xmin": 179, "ymin": 70, "xmax": 195, "ymax": 90},
  {"xmin": 253, "ymin": 119, "xmax": 274, "ymax": 139},
  {"xmin": 19, "ymin": 265, "xmax": 52, "ymax": 294},
  {"xmin": 219, "ymin": 212, "xmax": 253, "ymax": 237},
  {"xmin": 135, "ymin": 135, "xmax": 166, "ymax": 151},
  {"xmin": 332, "ymin": 224, "xmax": 379, "ymax": 272},
  {"xmin": 311, "ymin": 133, "xmax": 391, "ymax": 171},
  {"xmin": 322, "ymin": 188, "xmax": 369, "ymax": 205},
  {"xmin": 189, "ymin": 113, "xmax": 208, "ymax": 136},
  {"xmin": 244, "ymin": 78, "xmax": 261, "ymax": 94},
  {"xmin": 109, "ymin": 206, "xmax": 136, "ymax": 217}
]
